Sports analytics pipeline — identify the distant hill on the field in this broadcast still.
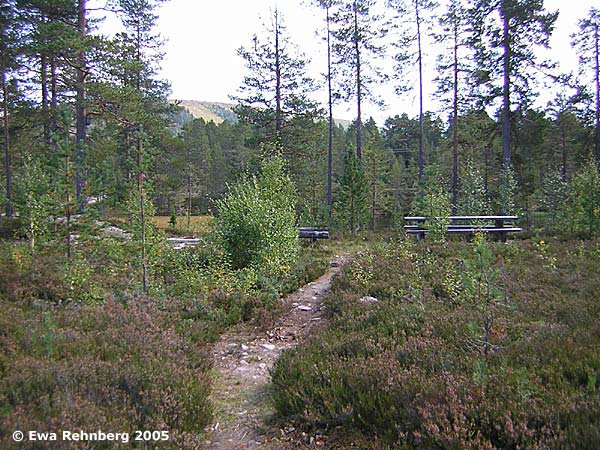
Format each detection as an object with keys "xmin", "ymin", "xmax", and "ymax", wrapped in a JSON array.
[
  {"xmin": 172, "ymin": 100, "xmax": 238, "ymax": 125},
  {"xmin": 172, "ymin": 99, "xmax": 352, "ymax": 129}
]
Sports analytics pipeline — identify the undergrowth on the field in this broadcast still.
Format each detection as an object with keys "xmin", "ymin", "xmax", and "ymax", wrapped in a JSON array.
[
  {"xmin": 0, "ymin": 225, "xmax": 331, "ymax": 449},
  {"xmin": 271, "ymin": 237, "xmax": 600, "ymax": 448}
]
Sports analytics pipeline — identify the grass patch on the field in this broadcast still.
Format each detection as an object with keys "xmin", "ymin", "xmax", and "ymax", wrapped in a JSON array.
[{"xmin": 151, "ymin": 215, "xmax": 214, "ymax": 236}]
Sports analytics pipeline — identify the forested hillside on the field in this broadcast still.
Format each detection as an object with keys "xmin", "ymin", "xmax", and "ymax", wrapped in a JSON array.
[{"xmin": 1, "ymin": 0, "xmax": 599, "ymax": 448}]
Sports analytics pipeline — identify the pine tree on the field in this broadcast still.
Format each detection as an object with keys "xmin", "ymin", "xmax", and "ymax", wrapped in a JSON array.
[
  {"xmin": 388, "ymin": 0, "xmax": 438, "ymax": 181},
  {"xmin": 0, "ymin": 0, "xmax": 18, "ymax": 217},
  {"xmin": 102, "ymin": 0, "xmax": 171, "ymax": 292},
  {"xmin": 571, "ymin": 7, "xmax": 600, "ymax": 170},
  {"xmin": 233, "ymin": 9, "xmax": 319, "ymax": 148},
  {"xmin": 311, "ymin": 0, "xmax": 338, "ymax": 223},
  {"xmin": 331, "ymin": 0, "xmax": 388, "ymax": 161},
  {"xmin": 434, "ymin": 0, "xmax": 474, "ymax": 209},
  {"xmin": 469, "ymin": 0, "xmax": 558, "ymax": 171}
]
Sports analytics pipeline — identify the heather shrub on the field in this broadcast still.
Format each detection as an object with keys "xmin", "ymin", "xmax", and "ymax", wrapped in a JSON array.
[
  {"xmin": 272, "ymin": 237, "xmax": 600, "ymax": 447},
  {"xmin": 0, "ymin": 293, "xmax": 212, "ymax": 449}
]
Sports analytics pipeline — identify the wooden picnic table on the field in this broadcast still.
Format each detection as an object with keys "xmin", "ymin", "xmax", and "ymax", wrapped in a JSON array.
[{"xmin": 404, "ymin": 215, "xmax": 522, "ymax": 240}]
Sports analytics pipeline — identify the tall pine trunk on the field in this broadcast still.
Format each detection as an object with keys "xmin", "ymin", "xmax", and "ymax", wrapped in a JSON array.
[
  {"xmin": 1, "ymin": 63, "xmax": 11, "ymax": 218},
  {"xmin": 326, "ymin": 4, "xmax": 333, "ymax": 223},
  {"xmin": 416, "ymin": 2, "xmax": 424, "ymax": 181},
  {"xmin": 594, "ymin": 22, "xmax": 600, "ymax": 169},
  {"xmin": 275, "ymin": 9, "xmax": 282, "ymax": 141},
  {"xmin": 501, "ymin": 3, "xmax": 512, "ymax": 168},
  {"xmin": 136, "ymin": 20, "xmax": 148, "ymax": 293},
  {"xmin": 41, "ymin": 54, "xmax": 51, "ymax": 144},
  {"xmin": 75, "ymin": 0, "xmax": 87, "ymax": 204},
  {"xmin": 451, "ymin": 20, "xmax": 459, "ymax": 211},
  {"xmin": 354, "ymin": 1, "xmax": 363, "ymax": 161}
]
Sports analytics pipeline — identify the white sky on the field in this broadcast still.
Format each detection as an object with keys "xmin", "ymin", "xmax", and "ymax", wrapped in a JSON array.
[{"xmin": 96, "ymin": 0, "xmax": 591, "ymax": 124}]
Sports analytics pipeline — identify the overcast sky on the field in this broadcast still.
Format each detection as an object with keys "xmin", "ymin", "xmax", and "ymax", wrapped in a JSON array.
[{"xmin": 96, "ymin": 0, "xmax": 591, "ymax": 124}]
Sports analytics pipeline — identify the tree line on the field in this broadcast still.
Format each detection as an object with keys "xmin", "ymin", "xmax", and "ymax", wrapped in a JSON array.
[{"xmin": 1, "ymin": 0, "xmax": 599, "ymax": 237}]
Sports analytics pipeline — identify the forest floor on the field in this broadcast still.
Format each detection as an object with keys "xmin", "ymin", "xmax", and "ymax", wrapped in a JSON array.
[{"xmin": 205, "ymin": 253, "xmax": 350, "ymax": 449}]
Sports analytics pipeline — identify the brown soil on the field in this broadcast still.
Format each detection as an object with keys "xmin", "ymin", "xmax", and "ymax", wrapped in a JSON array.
[{"xmin": 204, "ymin": 254, "xmax": 349, "ymax": 449}]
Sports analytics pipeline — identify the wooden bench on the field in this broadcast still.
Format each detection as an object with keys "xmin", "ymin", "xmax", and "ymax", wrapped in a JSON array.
[
  {"xmin": 404, "ymin": 216, "xmax": 522, "ymax": 240},
  {"xmin": 299, "ymin": 227, "xmax": 329, "ymax": 242}
]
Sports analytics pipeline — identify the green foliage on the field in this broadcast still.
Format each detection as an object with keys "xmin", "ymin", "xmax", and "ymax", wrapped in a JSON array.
[
  {"xmin": 63, "ymin": 257, "xmax": 105, "ymax": 305},
  {"xmin": 457, "ymin": 157, "xmax": 491, "ymax": 215},
  {"xmin": 335, "ymin": 149, "xmax": 369, "ymax": 234},
  {"xmin": 13, "ymin": 155, "xmax": 55, "ymax": 254},
  {"xmin": 412, "ymin": 165, "xmax": 452, "ymax": 242},
  {"xmin": 462, "ymin": 233, "xmax": 506, "ymax": 355},
  {"xmin": 216, "ymin": 155, "xmax": 299, "ymax": 280},
  {"xmin": 537, "ymin": 170, "xmax": 568, "ymax": 212},
  {"xmin": 561, "ymin": 158, "xmax": 600, "ymax": 237},
  {"xmin": 498, "ymin": 163, "xmax": 519, "ymax": 214}
]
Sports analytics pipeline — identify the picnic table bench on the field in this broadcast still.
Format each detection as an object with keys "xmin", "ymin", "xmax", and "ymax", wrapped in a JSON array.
[
  {"xmin": 404, "ymin": 216, "xmax": 522, "ymax": 240},
  {"xmin": 299, "ymin": 227, "xmax": 329, "ymax": 242}
]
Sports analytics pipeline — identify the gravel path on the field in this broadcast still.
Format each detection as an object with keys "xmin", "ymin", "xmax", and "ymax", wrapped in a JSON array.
[{"xmin": 205, "ymin": 255, "xmax": 348, "ymax": 449}]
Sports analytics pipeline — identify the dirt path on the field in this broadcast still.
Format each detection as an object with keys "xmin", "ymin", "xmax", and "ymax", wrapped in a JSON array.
[{"xmin": 205, "ymin": 254, "xmax": 348, "ymax": 449}]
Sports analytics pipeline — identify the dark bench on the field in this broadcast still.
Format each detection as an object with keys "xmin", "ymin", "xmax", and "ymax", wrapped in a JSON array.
[
  {"xmin": 404, "ymin": 216, "xmax": 522, "ymax": 240},
  {"xmin": 299, "ymin": 227, "xmax": 329, "ymax": 242}
]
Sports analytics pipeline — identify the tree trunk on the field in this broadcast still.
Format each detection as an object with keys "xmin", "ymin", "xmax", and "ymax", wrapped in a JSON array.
[
  {"xmin": 135, "ymin": 20, "xmax": 148, "ymax": 293},
  {"xmin": 41, "ymin": 54, "xmax": 50, "ymax": 144},
  {"xmin": 451, "ymin": 20, "xmax": 459, "ymax": 211},
  {"xmin": 137, "ymin": 136, "xmax": 148, "ymax": 293},
  {"xmin": 274, "ymin": 9, "xmax": 282, "ymax": 140},
  {"xmin": 560, "ymin": 119, "xmax": 567, "ymax": 181},
  {"xmin": 594, "ymin": 23, "xmax": 600, "ymax": 170},
  {"xmin": 326, "ymin": 5, "xmax": 333, "ymax": 224},
  {"xmin": 65, "ymin": 150, "xmax": 72, "ymax": 261},
  {"xmin": 75, "ymin": 0, "xmax": 87, "ymax": 204},
  {"xmin": 416, "ymin": 2, "xmax": 424, "ymax": 181},
  {"xmin": 354, "ymin": 1, "xmax": 362, "ymax": 161},
  {"xmin": 50, "ymin": 57, "xmax": 58, "ymax": 136},
  {"xmin": 501, "ymin": 2, "xmax": 512, "ymax": 168},
  {"xmin": 1, "ymin": 63, "xmax": 12, "ymax": 218}
]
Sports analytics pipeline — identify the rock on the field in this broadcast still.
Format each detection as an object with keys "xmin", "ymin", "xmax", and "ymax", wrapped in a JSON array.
[
  {"xmin": 241, "ymin": 344, "xmax": 249, "ymax": 351},
  {"xmin": 101, "ymin": 225, "xmax": 132, "ymax": 239},
  {"xmin": 358, "ymin": 296, "xmax": 379, "ymax": 305},
  {"xmin": 239, "ymin": 359, "xmax": 249, "ymax": 366},
  {"xmin": 297, "ymin": 305, "xmax": 312, "ymax": 311},
  {"xmin": 261, "ymin": 343, "xmax": 276, "ymax": 351}
]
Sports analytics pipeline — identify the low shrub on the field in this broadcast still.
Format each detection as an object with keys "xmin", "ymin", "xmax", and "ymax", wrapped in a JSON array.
[
  {"xmin": 271, "ymin": 237, "xmax": 600, "ymax": 447},
  {"xmin": 0, "ymin": 290, "xmax": 212, "ymax": 449}
]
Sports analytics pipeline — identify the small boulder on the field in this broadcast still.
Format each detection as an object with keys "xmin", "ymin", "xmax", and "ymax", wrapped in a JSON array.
[{"xmin": 358, "ymin": 296, "xmax": 379, "ymax": 305}]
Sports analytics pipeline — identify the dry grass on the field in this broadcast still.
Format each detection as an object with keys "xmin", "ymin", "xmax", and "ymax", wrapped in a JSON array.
[{"xmin": 151, "ymin": 215, "xmax": 214, "ymax": 235}]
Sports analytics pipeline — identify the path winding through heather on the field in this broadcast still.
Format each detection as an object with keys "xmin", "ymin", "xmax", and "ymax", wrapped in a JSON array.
[{"xmin": 205, "ymin": 254, "xmax": 348, "ymax": 449}]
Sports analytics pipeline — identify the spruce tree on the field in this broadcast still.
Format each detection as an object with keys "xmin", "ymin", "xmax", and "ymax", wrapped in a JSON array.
[{"xmin": 336, "ymin": 147, "xmax": 369, "ymax": 233}]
